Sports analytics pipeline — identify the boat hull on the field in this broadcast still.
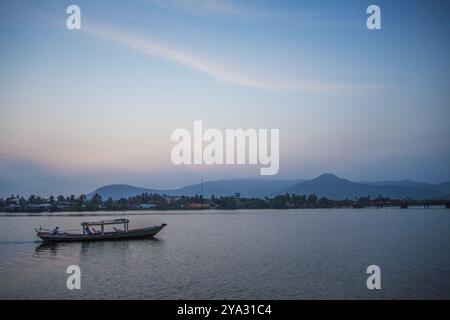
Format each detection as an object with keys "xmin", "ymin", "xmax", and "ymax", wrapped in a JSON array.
[{"xmin": 37, "ymin": 225, "xmax": 166, "ymax": 242}]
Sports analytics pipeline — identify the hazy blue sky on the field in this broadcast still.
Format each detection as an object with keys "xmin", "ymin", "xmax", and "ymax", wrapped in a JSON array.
[{"xmin": 0, "ymin": 0, "xmax": 449, "ymax": 196}]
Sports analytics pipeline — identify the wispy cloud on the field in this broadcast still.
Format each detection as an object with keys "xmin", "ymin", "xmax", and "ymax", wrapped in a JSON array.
[{"xmin": 85, "ymin": 24, "xmax": 376, "ymax": 95}]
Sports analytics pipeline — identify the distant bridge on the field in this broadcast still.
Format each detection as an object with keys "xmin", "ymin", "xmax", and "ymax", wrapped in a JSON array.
[{"xmin": 354, "ymin": 199, "xmax": 450, "ymax": 209}]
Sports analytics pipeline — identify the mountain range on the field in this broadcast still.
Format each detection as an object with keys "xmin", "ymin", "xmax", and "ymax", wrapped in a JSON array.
[{"xmin": 89, "ymin": 174, "xmax": 450, "ymax": 200}]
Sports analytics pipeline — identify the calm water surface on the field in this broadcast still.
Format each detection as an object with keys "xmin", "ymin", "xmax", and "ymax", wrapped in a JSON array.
[{"xmin": 0, "ymin": 208, "xmax": 449, "ymax": 299}]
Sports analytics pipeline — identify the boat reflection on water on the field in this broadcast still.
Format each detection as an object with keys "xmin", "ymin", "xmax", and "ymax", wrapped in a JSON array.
[
  {"xmin": 35, "ymin": 242, "xmax": 59, "ymax": 252},
  {"xmin": 34, "ymin": 236, "xmax": 164, "ymax": 254},
  {"xmin": 34, "ymin": 241, "xmax": 78, "ymax": 254}
]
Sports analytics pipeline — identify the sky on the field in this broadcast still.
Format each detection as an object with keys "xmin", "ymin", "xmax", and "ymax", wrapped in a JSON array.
[{"xmin": 0, "ymin": 0, "xmax": 449, "ymax": 197}]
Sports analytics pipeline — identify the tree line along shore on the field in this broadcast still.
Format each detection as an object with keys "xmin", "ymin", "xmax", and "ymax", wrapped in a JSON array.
[{"xmin": 1, "ymin": 193, "xmax": 450, "ymax": 212}]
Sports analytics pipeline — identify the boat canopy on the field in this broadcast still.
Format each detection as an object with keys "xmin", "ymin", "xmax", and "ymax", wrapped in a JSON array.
[{"xmin": 81, "ymin": 218, "xmax": 130, "ymax": 227}]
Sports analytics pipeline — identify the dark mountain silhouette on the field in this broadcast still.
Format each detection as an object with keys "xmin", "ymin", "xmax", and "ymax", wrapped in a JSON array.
[
  {"xmin": 89, "ymin": 179, "xmax": 304, "ymax": 200},
  {"xmin": 434, "ymin": 182, "xmax": 450, "ymax": 194},
  {"xmin": 173, "ymin": 179, "xmax": 304, "ymax": 198},
  {"xmin": 362, "ymin": 179, "xmax": 431, "ymax": 188},
  {"xmin": 361, "ymin": 179, "xmax": 450, "ymax": 196},
  {"xmin": 88, "ymin": 184, "xmax": 165, "ymax": 200},
  {"xmin": 282, "ymin": 174, "xmax": 449, "ymax": 200}
]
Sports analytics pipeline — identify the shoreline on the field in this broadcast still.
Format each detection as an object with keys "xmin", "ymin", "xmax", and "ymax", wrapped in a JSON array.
[{"xmin": 1, "ymin": 205, "xmax": 449, "ymax": 217}]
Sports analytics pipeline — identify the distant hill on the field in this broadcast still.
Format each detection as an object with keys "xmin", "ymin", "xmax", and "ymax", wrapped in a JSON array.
[
  {"xmin": 282, "ymin": 174, "xmax": 449, "ymax": 200},
  {"xmin": 362, "ymin": 179, "xmax": 450, "ymax": 196},
  {"xmin": 362, "ymin": 179, "xmax": 431, "ymax": 189},
  {"xmin": 88, "ymin": 184, "xmax": 166, "ymax": 200},
  {"xmin": 434, "ymin": 182, "xmax": 450, "ymax": 194},
  {"xmin": 88, "ymin": 179, "xmax": 304, "ymax": 200},
  {"xmin": 173, "ymin": 179, "xmax": 304, "ymax": 198}
]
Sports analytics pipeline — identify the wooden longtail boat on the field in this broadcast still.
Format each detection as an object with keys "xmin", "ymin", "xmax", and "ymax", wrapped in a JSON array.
[{"xmin": 35, "ymin": 218, "xmax": 166, "ymax": 242}]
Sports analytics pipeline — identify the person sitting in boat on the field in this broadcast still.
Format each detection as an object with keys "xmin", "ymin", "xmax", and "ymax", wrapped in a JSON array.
[
  {"xmin": 52, "ymin": 227, "xmax": 59, "ymax": 235},
  {"xmin": 84, "ymin": 226, "xmax": 92, "ymax": 235}
]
